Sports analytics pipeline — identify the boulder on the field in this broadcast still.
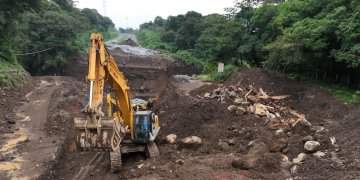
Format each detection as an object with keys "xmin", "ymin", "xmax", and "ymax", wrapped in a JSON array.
[
  {"xmin": 164, "ymin": 134, "xmax": 177, "ymax": 144},
  {"xmin": 232, "ymin": 139, "xmax": 269, "ymax": 169},
  {"xmin": 234, "ymin": 98, "xmax": 243, "ymax": 104},
  {"xmin": 228, "ymin": 105, "xmax": 237, "ymax": 111},
  {"xmin": 293, "ymin": 153, "xmax": 307, "ymax": 164},
  {"xmin": 304, "ymin": 141, "xmax": 320, "ymax": 153},
  {"xmin": 179, "ymin": 136, "xmax": 202, "ymax": 150},
  {"xmin": 313, "ymin": 151, "xmax": 325, "ymax": 158},
  {"xmin": 204, "ymin": 93, "xmax": 211, "ymax": 98},
  {"xmin": 270, "ymin": 138, "xmax": 288, "ymax": 152},
  {"xmin": 292, "ymin": 119, "xmax": 312, "ymax": 135},
  {"xmin": 254, "ymin": 103, "xmax": 267, "ymax": 116},
  {"xmin": 236, "ymin": 107, "xmax": 247, "ymax": 115}
]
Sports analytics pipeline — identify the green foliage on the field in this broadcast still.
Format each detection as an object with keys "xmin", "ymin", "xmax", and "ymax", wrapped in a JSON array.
[
  {"xmin": 170, "ymin": 50, "xmax": 205, "ymax": 68},
  {"xmin": 117, "ymin": 35, "xmax": 127, "ymax": 44},
  {"xmin": 350, "ymin": 91, "xmax": 360, "ymax": 105},
  {"xmin": 137, "ymin": 29, "xmax": 172, "ymax": 51},
  {"xmin": 0, "ymin": 71, "xmax": 28, "ymax": 89}
]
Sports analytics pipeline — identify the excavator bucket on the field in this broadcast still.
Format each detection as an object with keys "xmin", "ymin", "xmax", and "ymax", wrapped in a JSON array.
[{"xmin": 74, "ymin": 116, "xmax": 127, "ymax": 151}]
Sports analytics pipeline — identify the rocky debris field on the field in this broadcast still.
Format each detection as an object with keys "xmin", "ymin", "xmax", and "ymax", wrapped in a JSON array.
[{"xmin": 120, "ymin": 38, "xmax": 140, "ymax": 47}]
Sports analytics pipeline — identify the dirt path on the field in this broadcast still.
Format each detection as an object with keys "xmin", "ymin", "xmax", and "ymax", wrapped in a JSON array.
[{"xmin": 0, "ymin": 77, "xmax": 63, "ymax": 179}]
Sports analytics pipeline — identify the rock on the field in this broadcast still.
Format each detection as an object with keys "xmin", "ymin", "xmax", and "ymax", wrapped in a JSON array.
[
  {"xmin": 304, "ymin": 141, "xmax": 320, "ymax": 153},
  {"xmin": 292, "ymin": 119, "xmax": 312, "ymax": 135},
  {"xmin": 175, "ymin": 159, "xmax": 185, "ymax": 166},
  {"xmin": 234, "ymin": 98, "xmax": 243, "ymax": 104},
  {"xmin": 269, "ymin": 113, "xmax": 276, "ymax": 119},
  {"xmin": 313, "ymin": 151, "xmax": 325, "ymax": 158},
  {"xmin": 227, "ymin": 139, "xmax": 236, "ymax": 146},
  {"xmin": 236, "ymin": 107, "xmax": 247, "ymax": 115},
  {"xmin": 248, "ymin": 106, "xmax": 255, "ymax": 114},
  {"xmin": 313, "ymin": 134, "xmax": 331, "ymax": 149},
  {"xmin": 330, "ymin": 152, "xmax": 343, "ymax": 164},
  {"xmin": 254, "ymin": 103, "xmax": 267, "ymax": 116},
  {"xmin": 217, "ymin": 141, "xmax": 229, "ymax": 151},
  {"xmin": 282, "ymin": 148, "xmax": 289, "ymax": 154},
  {"xmin": 270, "ymin": 138, "xmax": 288, "ymax": 152},
  {"xmin": 232, "ymin": 139, "xmax": 269, "ymax": 169},
  {"xmin": 229, "ymin": 91, "xmax": 237, "ymax": 98},
  {"xmin": 7, "ymin": 120, "xmax": 15, "ymax": 124},
  {"xmin": 179, "ymin": 136, "xmax": 202, "ymax": 150},
  {"xmin": 228, "ymin": 105, "xmax": 237, "ymax": 111},
  {"xmin": 291, "ymin": 165, "xmax": 299, "ymax": 176},
  {"xmin": 241, "ymin": 102, "xmax": 250, "ymax": 106},
  {"xmin": 213, "ymin": 88, "xmax": 221, "ymax": 95},
  {"xmin": 293, "ymin": 153, "xmax": 307, "ymax": 164},
  {"xmin": 164, "ymin": 134, "xmax": 177, "ymax": 144},
  {"xmin": 210, "ymin": 93, "xmax": 218, "ymax": 99},
  {"xmin": 301, "ymin": 135, "xmax": 314, "ymax": 143},
  {"xmin": 204, "ymin": 93, "xmax": 211, "ymax": 98},
  {"xmin": 266, "ymin": 111, "xmax": 271, "ymax": 118},
  {"xmin": 278, "ymin": 123, "xmax": 291, "ymax": 133},
  {"xmin": 274, "ymin": 130, "xmax": 285, "ymax": 138},
  {"xmin": 150, "ymin": 166, "xmax": 156, "ymax": 170}
]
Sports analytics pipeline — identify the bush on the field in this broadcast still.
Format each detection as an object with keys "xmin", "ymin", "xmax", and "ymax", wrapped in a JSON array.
[{"xmin": 170, "ymin": 50, "xmax": 205, "ymax": 68}]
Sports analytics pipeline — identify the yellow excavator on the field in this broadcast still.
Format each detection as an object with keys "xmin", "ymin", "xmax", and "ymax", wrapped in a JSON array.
[{"xmin": 73, "ymin": 33, "xmax": 160, "ymax": 172}]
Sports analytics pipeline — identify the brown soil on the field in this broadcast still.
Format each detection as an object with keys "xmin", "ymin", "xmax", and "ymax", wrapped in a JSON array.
[{"xmin": 1, "ymin": 48, "xmax": 359, "ymax": 180}]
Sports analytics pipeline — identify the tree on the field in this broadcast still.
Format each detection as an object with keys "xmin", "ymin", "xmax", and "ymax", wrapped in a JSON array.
[{"xmin": 154, "ymin": 16, "xmax": 165, "ymax": 27}]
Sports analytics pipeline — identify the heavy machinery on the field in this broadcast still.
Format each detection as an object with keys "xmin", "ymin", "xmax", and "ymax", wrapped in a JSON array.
[{"xmin": 73, "ymin": 33, "xmax": 160, "ymax": 172}]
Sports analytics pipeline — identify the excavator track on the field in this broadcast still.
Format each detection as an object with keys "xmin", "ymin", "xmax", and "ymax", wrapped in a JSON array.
[{"xmin": 110, "ymin": 146, "xmax": 122, "ymax": 172}]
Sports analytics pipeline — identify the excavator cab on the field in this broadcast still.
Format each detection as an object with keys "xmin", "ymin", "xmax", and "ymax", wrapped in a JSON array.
[{"xmin": 134, "ymin": 111, "xmax": 159, "ymax": 143}]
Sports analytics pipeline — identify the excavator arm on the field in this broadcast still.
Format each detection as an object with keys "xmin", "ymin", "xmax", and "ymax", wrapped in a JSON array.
[{"xmin": 74, "ymin": 33, "xmax": 135, "ymax": 152}]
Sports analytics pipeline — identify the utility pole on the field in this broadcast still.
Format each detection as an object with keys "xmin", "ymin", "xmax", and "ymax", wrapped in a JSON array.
[
  {"xmin": 126, "ymin": 17, "xmax": 128, "ymax": 29},
  {"xmin": 103, "ymin": 0, "xmax": 107, "ymax": 17}
]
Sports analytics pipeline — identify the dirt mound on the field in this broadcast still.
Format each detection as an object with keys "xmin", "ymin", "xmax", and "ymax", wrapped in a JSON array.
[{"xmin": 120, "ymin": 38, "xmax": 139, "ymax": 47}]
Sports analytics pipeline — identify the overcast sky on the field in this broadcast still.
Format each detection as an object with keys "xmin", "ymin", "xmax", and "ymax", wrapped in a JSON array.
[{"xmin": 74, "ymin": 0, "xmax": 236, "ymax": 29}]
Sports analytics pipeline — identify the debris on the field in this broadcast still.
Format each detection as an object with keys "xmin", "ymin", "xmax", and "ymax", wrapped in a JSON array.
[
  {"xmin": 179, "ymin": 136, "xmax": 202, "ymax": 150},
  {"xmin": 254, "ymin": 103, "xmax": 267, "ymax": 116},
  {"xmin": 330, "ymin": 136, "xmax": 336, "ymax": 145},
  {"xmin": 204, "ymin": 93, "xmax": 211, "ymax": 98},
  {"xmin": 293, "ymin": 153, "xmax": 307, "ymax": 164},
  {"xmin": 270, "ymin": 138, "xmax": 288, "ymax": 152},
  {"xmin": 292, "ymin": 119, "xmax": 312, "ymax": 135},
  {"xmin": 232, "ymin": 139, "xmax": 269, "ymax": 169},
  {"xmin": 234, "ymin": 98, "xmax": 243, "ymax": 104},
  {"xmin": 313, "ymin": 151, "xmax": 325, "ymax": 158},
  {"xmin": 228, "ymin": 105, "xmax": 237, "ymax": 111},
  {"xmin": 330, "ymin": 152, "xmax": 343, "ymax": 164},
  {"xmin": 291, "ymin": 165, "xmax": 299, "ymax": 176},
  {"xmin": 175, "ymin": 159, "xmax": 185, "ymax": 166},
  {"xmin": 137, "ymin": 164, "xmax": 144, "ymax": 169},
  {"xmin": 304, "ymin": 141, "xmax": 320, "ymax": 153},
  {"xmin": 164, "ymin": 134, "xmax": 177, "ymax": 144},
  {"xmin": 236, "ymin": 107, "xmax": 247, "ymax": 115}
]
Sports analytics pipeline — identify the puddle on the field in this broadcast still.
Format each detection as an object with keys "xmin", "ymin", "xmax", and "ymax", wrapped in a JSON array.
[
  {"xmin": 0, "ymin": 156, "xmax": 24, "ymax": 174},
  {"xmin": 0, "ymin": 131, "xmax": 27, "ymax": 155}
]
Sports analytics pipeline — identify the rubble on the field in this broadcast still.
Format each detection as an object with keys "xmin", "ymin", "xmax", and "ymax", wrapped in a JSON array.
[
  {"xmin": 232, "ymin": 139, "xmax": 269, "ymax": 169},
  {"xmin": 304, "ymin": 141, "xmax": 320, "ymax": 153},
  {"xmin": 293, "ymin": 153, "xmax": 307, "ymax": 164},
  {"xmin": 292, "ymin": 119, "xmax": 312, "ymax": 135},
  {"xmin": 164, "ymin": 134, "xmax": 177, "ymax": 144},
  {"xmin": 270, "ymin": 138, "xmax": 288, "ymax": 152},
  {"xmin": 179, "ymin": 136, "xmax": 202, "ymax": 150}
]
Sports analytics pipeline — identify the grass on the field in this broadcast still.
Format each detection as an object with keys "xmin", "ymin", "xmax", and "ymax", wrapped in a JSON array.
[
  {"xmin": 286, "ymin": 74, "xmax": 360, "ymax": 106},
  {"xmin": 117, "ymin": 34, "xmax": 127, "ymax": 44},
  {"xmin": 0, "ymin": 60, "xmax": 22, "ymax": 71},
  {"xmin": 0, "ymin": 70, "xmax": 29, "ymax": 89}
]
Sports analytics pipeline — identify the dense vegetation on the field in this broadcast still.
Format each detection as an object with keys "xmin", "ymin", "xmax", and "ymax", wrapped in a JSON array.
[
  {"xmin": 137, "ymin": 0, "xmax": 360, "ymax": 89},
  {"xmin": 0, "ymin": 0, "xmax": 118, "ymax": 75}
]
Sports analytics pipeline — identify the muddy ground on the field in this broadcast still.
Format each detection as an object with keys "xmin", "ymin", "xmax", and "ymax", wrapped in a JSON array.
[{"xmin": 0, "ymin": 36, "xmax": 360, "ymax": 180}]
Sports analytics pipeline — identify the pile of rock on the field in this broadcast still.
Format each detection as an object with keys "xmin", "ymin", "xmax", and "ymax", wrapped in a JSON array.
[{"xmin": 120, "ymin": 38, "xmax": 140, "ymax": 47}]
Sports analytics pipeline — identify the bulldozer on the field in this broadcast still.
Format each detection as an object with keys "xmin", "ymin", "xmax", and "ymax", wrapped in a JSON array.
[{"xmin": 73, "ymin": 33, "xmax": 160, "ymax": 172}]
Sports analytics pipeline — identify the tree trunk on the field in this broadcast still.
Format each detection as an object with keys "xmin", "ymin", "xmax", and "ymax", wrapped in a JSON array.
[{"xmin": 251, "ymin": 48, "xmax": 260, "ymax": 67}]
